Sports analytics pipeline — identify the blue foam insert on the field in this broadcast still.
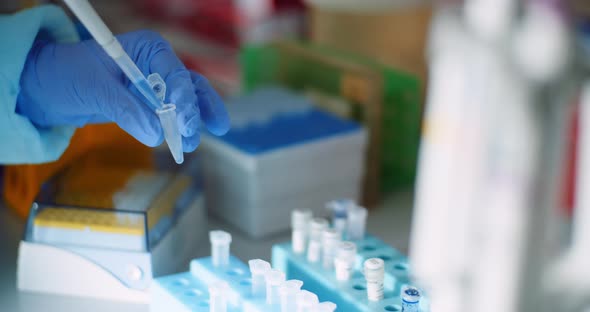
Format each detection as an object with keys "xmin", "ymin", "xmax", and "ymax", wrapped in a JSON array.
[
  {"xmin": 272, "ymin": 235, "xmax": 428, "ymax": 312},
  {"xmin": 220, "ymin": 110, "xmax": 360, "ymax": 155},
  {"xmin": 213, "ymin": 87, "xmax": 361, "ymax": 155}
]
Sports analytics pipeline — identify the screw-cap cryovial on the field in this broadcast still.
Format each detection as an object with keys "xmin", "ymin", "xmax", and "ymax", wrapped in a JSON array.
[
  {"xmin": 248, "ymin": 259, "xmax": 271, "ymax": 297},
  {"xmin": 401, "ymin": 285, "xmax": 422, "ymax": 312},
  {"xmin": 364, "ymin": 258, "xmax": 385, "ymax": 301},
  {"xmin": 321, "ymin": 228, "xmax": 341, "ymax": 269},
  {"xmin": 292, "ymin": 209, "xmax": 312, "ymax": 254},
  {"xmin": 265, "ymin": 269, "xmax": 286, "ymax": 305},
  {"xmin": 209, "ymin": 230, "xmax": 232, "ymax": 267},
  {"xmin": 346, "ymin": 206, "xmax": 368, "ymax": 240},
  {"xmin": 334, "ymin": 241, "xmax": 357, "ymax": 281},
  {"xmin": 326, "ymin": 200, "xmax": 354, "ymax": 233}
]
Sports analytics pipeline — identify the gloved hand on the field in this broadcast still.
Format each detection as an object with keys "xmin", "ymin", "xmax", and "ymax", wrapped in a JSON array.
[{"xmin": 17, "ymin": 30, "xmax": 230, "ymax": 152}]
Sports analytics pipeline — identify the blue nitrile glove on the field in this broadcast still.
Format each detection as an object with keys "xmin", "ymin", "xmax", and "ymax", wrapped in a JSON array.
[{"xmin": 16, "ymin": 30, "xmax": 230, "ymax": 152}]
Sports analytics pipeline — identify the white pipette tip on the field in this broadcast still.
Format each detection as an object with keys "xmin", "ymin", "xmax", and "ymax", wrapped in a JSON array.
[{"xmin": 210, "ymin": 230, "xmax": 232, "ymax": 267}]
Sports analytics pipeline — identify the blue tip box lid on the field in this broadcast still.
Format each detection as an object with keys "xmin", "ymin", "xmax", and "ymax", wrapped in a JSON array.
[{"xmin": 214, "ymin": 87, "xmax": 361, "ymax": 155}]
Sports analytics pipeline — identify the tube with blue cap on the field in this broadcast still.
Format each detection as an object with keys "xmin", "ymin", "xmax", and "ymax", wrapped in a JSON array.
[{"xmin": 62, "ymin": 0, "xmax": 184, "ymax": 164}]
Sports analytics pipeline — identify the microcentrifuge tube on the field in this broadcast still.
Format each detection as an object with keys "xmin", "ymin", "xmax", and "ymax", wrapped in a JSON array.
[
  {"xmin": 209, "ymin": 230, "xmax": 231, "ymax": 267},
  {"xmin": 265, "ymin": 269, "xmax": 286, "ymax": 305},
  {"xmin": 248, "ymin": 259, "xmax": 271, "ymax": 298},
  {"xmin": 401, "ymin": 285, "xmax": 422, "ymax": 312},
  {"xmin": 314, "ymin": 301, "xmax": 337, "ymax": 312},
  {"xmin": 346, "ymin": 205, "xmax": 368, "ymax": 240},
  {"xmin": 334, "ymin": 241, "xmax": 357, "ymax": 281},
  {"xmin": 209, "ymin": 281, "xmax": 230, "ymax": 312},
  {"xmin": 326, "ymin": 199, "xmax": 354, "ymax": 234},
  {"xmin": 296, "ymin": 290, "xmax": 319, "ymax": 312},
  {"xmin": 321, "ymin": 228, "xmax": 341, "ymax": 269},
  {"xmin": 279, "ymin": 279, "xmax": 303, "ymax": 312},
  {"xmin": 364, "ymin": 258, "xmax": 385, "ymax": 301},
  {"xmin": 292, "ymin": 209, "xmax": 312, "ymax": 254},
  {"xmin": 307, "ymin": 218, "xmax": 329, "ymax": 263}
]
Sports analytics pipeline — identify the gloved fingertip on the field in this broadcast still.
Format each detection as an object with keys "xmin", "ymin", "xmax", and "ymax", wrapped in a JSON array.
[
  {"xmin": 207, "ymin": 116, "xmax": 231, "ymax": 136},
  {"xmin": 178, "ymin": 108, "xmax": 201, "ymax": 137},
  {"xmin": 144, "ymin": 128, "xmax": 165, "ymax": 147},
  {"xmin": 182, "ymin": 132, "xmax": 201, "ymax": 153}
]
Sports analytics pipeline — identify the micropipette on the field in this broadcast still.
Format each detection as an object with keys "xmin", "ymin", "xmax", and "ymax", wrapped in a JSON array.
[{"xmin": 62, "ymin": 0, "xmax": 184, "ymax": 164}]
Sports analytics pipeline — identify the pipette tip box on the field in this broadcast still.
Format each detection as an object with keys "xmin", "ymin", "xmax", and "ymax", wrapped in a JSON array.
[
  {"xmin": 18, "ymin": 170, "xmax": 207, "ymax": 303},
  {"xmin": 201, "ymin": 86, "xmax": 368, "ymax": 237}
]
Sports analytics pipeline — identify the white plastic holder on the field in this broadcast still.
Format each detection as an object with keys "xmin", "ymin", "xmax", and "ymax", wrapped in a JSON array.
[{"xmin": 17, "ymin": 241, "xmax": 150, "ymax": 303}]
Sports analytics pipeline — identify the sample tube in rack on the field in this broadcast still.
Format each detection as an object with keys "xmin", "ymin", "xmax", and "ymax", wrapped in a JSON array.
[
  {"xmin": 249, "ymin": 259, "xmax": 271, "ymax": 298},
  {"xmin": 292, "ymin": 209, "xmax": 312, "ymax": 254},
  {"xmin": 210, "ymin": 230, "xmax": 231, "ymax": 267}
]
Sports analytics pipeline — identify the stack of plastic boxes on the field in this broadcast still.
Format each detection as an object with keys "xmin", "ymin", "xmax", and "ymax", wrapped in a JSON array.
[{"xmin": 200, "ymin": 87, "xmax": 368, "ymax": 237}]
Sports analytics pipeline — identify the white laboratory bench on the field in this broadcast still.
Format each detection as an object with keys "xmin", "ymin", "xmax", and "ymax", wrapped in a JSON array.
[{"xmin": 0, "ymin": 190, "xmax": 414, "ymax": 312}]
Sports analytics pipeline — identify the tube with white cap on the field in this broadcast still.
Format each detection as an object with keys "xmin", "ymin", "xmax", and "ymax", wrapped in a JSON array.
[
  {"xmin": 208, "ymin": 281, "xmax": 230, "ymax": 312},
  {"xmin": 209, "ymin": 230, "xmax": 231, "ymax": 268},
  {"xmin": 265, "ymin": 269, "xmax": 286, "ymax": 305},
  {"xmin": 321, "ymin": 228, "xmax": 341, "ymax": 269},
  {"xmin": 279, "ymin": 280, "xmax": 303, "ymax": 312},
  {"xmin": 347, "ymin": 205, "xmax": 368, "ymax": 241},
  {"xmin": 248, "ymin": 259, "xmax": 271, "ymax": 298},
  {"xmin": 307, "ymin": 218, "xmax": 328, "ymax": 263},
  {"xmin": 296, "ymin": 290, "xmax": 319, "ymax": 312},
  {"xmin": 62, "ymin": 0, "xmax": 184, "ymax": 164},
  {"xmin": 291, "ymin": 209, "xmax": 312, "ymax": 254},
  {"xmin": 334, "ymin": 241, "xmax": 357, "ymax": 281},
  {"xmin": 326, "ymin": 199, "xmax": 353, "ymax": 234},
  {"xmin": 364, "ymin": 258, "xmax": 385, "ymax": 301}
]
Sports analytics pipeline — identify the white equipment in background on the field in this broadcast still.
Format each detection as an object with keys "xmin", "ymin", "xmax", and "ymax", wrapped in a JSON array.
[{"xmin": 410, "ymin": 0, "xmax": 590, "ymax": 311}]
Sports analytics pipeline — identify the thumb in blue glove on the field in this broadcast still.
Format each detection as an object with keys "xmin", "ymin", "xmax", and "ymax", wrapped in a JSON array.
[{"xmin": 17, "ymin": 30, "xmax": 230, "ymax": 152}]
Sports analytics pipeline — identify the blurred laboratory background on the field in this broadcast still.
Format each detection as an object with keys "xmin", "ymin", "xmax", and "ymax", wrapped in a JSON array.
[{"xmin": 1, "ymin": 0, "xmax": 590, "ymax": 311}]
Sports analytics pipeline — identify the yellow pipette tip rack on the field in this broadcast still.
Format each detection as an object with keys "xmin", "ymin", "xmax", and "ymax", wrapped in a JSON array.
[{"xmin": 34, "ymin": 207, "xmax": 145, "ymax": 236}]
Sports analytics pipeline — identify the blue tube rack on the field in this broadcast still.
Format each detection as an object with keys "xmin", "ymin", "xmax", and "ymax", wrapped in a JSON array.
[{"xmin": 271, "ymin": 235, "xmax": 429, "ymax": 312}]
